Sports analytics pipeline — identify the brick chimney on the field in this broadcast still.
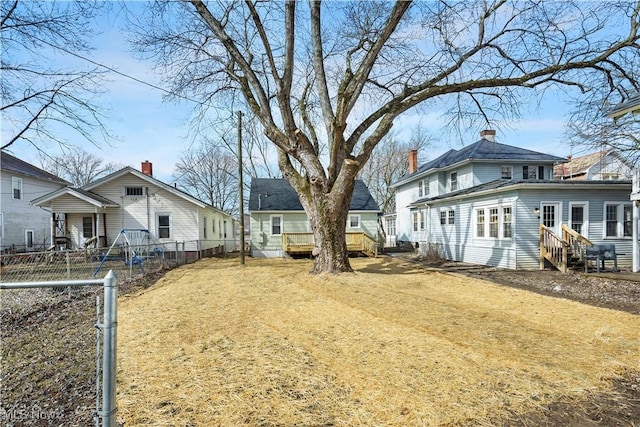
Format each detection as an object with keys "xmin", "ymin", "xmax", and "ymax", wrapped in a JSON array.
[
  {"xmin": 480, "ymin": 129, "xmax": 496, "ymax": 142},
  {"xmin": 408, "ymin": 149, "xmax": 418, "ymax": 174},
  {"xmin": 141, "ymin": 160, "xmax": 153, "ymax": 177}
]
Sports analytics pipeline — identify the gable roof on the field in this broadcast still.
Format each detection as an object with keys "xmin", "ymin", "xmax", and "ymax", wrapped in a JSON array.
[
  {"xmin": 393, "ymin": 138, "xmax": 566, "ymax": 187},
  {"xmin": 83, "ymin": 166, "xmax": 227, "ymax": 213},
  {"xmin": 248, "ymin": 178, "xmax": 380, "ymax": 212},
  {"xmin": 31, "ymin": 187, "xmax": 120, "ymax": 208},
  {"xmin": 553, "ymin": 150, "xmax": 631, "ymax": 180},
  {"xmin": 1, "ymin": 151, "xmax": 69, "ymax": 185}
]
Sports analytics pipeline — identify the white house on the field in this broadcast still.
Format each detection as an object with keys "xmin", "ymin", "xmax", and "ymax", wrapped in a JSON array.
[
  {"xmin": 31, "ymin": 161, "xmax": 236, "ymax": 257},
  {"xmin": 606, "ymin": 92, "xmax": 640, "ymax": 272},
  {"xmin": 390, "ymin": 130, "xmax": 634, "ymax": 271},
  {"xmin": 0, "ymin": 151, "xmax": 69, "ymax": 252},
  {"xmin": 554, "ymin": 150, "xmax": 634, "ymax": 181}
]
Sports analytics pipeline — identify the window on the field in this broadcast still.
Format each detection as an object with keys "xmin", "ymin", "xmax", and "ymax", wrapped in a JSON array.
[
  {"xmin": 0, "ymin": 213, "xmax": 3, "ymax": 238},
  {"xmin": 270, "ymin": 216, "xmax": 282, "ymax": 236},
  {"xmin": 624, "ymin": 205, "xmax": 632, "ymax": 237},
  {"xmin": 348, "ymin": 214, "xmax": 361, "ymax": 229},
  {"xmin": 501, "ymin": 165, "xmax": 512, "ymax": 179},
  {"xmin": 12, "ymin": 177, "xmax": 22, "ymax": 200},
  {"xmin": 542, "ymin": 205, "xmax": 556, "ymax": 229},
  {"xmin": 203, "ymin": 216, "xmax": 208, "ymax": 239},
  {"xmin": 424, "ymin": 179, "xmax": 429, "ymax": 196},
  {"xmin": 570, "ymin": 205, "xmax": 585, "ymax": 235},
  {"xmin": 82, "ymin": 216, "xmax": 94, "ymax": 238},
  {"xmin": 538, "ymin": 166, "xmax": 545, "ymax": 180},
  {"xmin": 386, "ymin": 217, "xmax": 396, "ymax": 236},
  {"xmin": 476, "ymin": 210, "xmax": 485, "ymax": 237},
  {"xmin": 418, "ymin": 180, "xmax": 423, "ymax": 197},
  {"xmin": 25, "ymin": 229, "xmax": 34, "ymax": 250},
  {"xmin": 413, "ymin": 212, "xmax": 419, "ymax": 232},
  {"xmin": 158, "ymin": 214, "xmax": 170, "ymax": 238},
  {"xmin": 212, "ymin": 218, "xmax": 216, "ymax": 233},
  {"xmin": 523, "ymin": 166, "xmax": 545, "ymax": 180},
  {"xmin": 419, "ymin": 211, "xmax": 425, "ymax": 230},
  {"xmin": 218, "ymin": 220, "xmax": 222, "ymax": 238},
  {"xmin": 440, "ymin": 211, "xmax": 447, "ymax": 225},
  {"xmin": 605, "ymin": 205, "xmax": 618, "ymax": 237},
  {"xmin": 450, "ymin": 172, "xmax": 458, "ymax": 191},
  {"xmin": 224, "ymin": 220, "xmax": 227, "ymax": 238},
  {"xmin": 502, "ymin": 207, "xmax": 512, "ymax": 238},
  {"xmin": 448, "ymin": 210, "xmax": 455, "ymax": 225},
  {"xmin": 125, "ymin": 186, "xmax": 144, "ymax": 196},
  {"xmin": 489, "ymin": 208, "xmax": 499, "ymax": 238}
]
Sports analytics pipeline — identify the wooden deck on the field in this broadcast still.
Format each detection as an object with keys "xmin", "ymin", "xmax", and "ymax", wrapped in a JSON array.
[{"xmin": 281, "ymin": 232, "xmax": 378, "ymax": 257}]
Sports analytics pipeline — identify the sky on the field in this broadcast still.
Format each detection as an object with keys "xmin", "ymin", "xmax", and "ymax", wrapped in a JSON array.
[{"xmin": 3, "ymin": 3, "xmax": 587, "ymax": 185}]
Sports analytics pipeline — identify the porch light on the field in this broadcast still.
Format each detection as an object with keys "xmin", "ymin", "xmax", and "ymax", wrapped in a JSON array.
[{"xmin": 533, "ymin": 207, "xmax": 540, "ymax": 218}]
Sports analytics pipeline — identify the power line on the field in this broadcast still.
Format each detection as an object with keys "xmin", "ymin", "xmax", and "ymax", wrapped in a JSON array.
[{"xmin": 29, "ymin": 33, "xmax": 208, "ymax": 107}]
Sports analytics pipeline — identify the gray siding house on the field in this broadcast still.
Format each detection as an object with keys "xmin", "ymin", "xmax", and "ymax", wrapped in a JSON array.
[
  {"xmin": 391, "ymin": 131, "xmax": 634, "ymax": 270},
  {"xmin": 0, "ymin": 151, "xmax": 69, "ymax": 252},
  {"xmin": 249, "ymin": 178, "xmax": 380, "ymax": 258}
]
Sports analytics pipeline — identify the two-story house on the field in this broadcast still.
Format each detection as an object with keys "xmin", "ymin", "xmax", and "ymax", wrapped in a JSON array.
[
  {"xmin": 390, "ymin": 130, "xmax": 633, "ymax": 270},
  {"xmin": 0, "ymin": 151, "xmax": 69, "ymax": 252}
]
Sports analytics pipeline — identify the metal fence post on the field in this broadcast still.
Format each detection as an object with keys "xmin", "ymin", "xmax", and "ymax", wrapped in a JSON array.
[{"xmin": 102, "ymin": 270, "xmax": 117, "ymax": 427}]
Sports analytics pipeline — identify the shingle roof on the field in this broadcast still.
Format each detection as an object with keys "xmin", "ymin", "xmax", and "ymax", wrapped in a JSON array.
[
  {"xmin": 553, "ymin": 150, "xmax": 608, "ymax": 179},
  {"xmin": 1, "ymin": 151, "xmax": 69, "ymax": 184},
  {"xmin": 395, "ymin": 139, "xmax": 567, "ymax": 185},
  {"xmin": 249, "ymin": 178, "xmax": 380, "ymax": 212},
  {"xmin": 411, "ymin": 179, "xmax": 632, "ymax": 205}
]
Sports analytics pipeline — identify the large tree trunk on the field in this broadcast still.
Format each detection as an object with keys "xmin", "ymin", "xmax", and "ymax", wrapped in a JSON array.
[{"xmin": 304, "ymin": 177, "xmax": 356, "ymax": 274}]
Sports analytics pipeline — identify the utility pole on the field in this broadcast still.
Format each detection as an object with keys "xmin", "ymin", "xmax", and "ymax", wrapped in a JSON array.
[{"xmin": 237, "ymin": 111, "xmax": 245, "ymax": 265}]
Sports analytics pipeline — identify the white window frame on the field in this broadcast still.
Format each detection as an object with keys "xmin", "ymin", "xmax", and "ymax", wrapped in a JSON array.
[
  {"xmin": 568, "ymin": 202, "xmax": 589, "ymax": 238},
  {"xmin": 419, "ymin": 211, "xmax": 425, "ymax": 230},
  {"xmin": 12, "ymin": 177, "xmax": 22, "ymax": 200},
  {"xmin": 603, "ymin": 202, "xmax": 632, "ymax": 238},
  {"xmin": 270, "ymin": 215, "xmax": 282, "ymax": 236},
  {"xmin": 450, "ymin": 172, "xmax": 458, "ymax": 191},
  {"xmin": 412, "ymin": 212, "xmax": 419, "ymax": 232},
  {"xmin": 501, "ymin": 165, "xmax": 513, "ymax": 179},
  {"xmin": 348, "ymin": 214, "xmax": 361, "ymax": 229},
  {"xmin": 439, "ymin": 211, "xmax": 446, "ymax": 225},
  {"xmin": 474, "ymin": 203, "xmax": 514, "ymax": 240},
  {"xmin": 424, "ymin": 178, "xmax": 430, "ymax": 196},
  {"xmin": 157, "ymin": 213, "xmax": 171, "ymax": 239},
  {"xmin": 418, "ymin": 180, "xmax": 423, "ymax": 197},
  {"xmin": 447, "ymin": 209, "xmax": 455, "ymax": 225}
]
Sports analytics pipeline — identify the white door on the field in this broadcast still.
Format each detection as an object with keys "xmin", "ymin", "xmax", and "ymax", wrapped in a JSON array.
[{"xmin": 541, "ymin": 203, "xmax": 561, "ymax": 235}]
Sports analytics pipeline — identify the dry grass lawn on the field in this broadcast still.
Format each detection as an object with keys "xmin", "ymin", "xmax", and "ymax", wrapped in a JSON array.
[{"xmin": 116, "ymin": 256, "xmax": 640, "ymax": 426}]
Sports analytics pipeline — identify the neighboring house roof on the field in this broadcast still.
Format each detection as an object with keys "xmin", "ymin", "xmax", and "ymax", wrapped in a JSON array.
[
  {"xmin": 553, "ymin": 150, "xmax": 632, "ymax": 180},
  {"xmin": 393, "ymin": 139, "xmax": 567, "ymax": 187},
  {"xmin": 410, "ymin": 179, "xmax": 632, "ymax": 206},
  {"xmin": 1, "ymin": 150, "xmax": 69, "ymax": 185},
  {"xmin": 606, "ymin": 92, "xmax": 640, "ymax": 119},
  {"xmin": 249, "ymin": 178, "xmax": 380, "ymax": 212},
  {"xmin": 31, "ymin": 187, "xmax": 120, "ymax": 208}
]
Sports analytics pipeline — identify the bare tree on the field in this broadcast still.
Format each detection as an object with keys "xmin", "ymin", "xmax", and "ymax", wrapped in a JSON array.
[
  {"xmin": 38, "ymin": 148, "xmax": 121, "ymax": 187},
  {"xmin": 174, "ymin": 138, "xmax": 240, "ymax": 216},
  {"xmin": 1, "ymin": 0, "xmax": 109, "ymax": 151},
  {"xmin": 132, "ymin": 1, "xmax": 639, "ymax": 273},
  {"xmin": 566, "ymin": 94, "xmax": 640, "ymax": 164},
  {"xmin": 359, "ymin": 127, "xmax": 434, "ymax": 214}
]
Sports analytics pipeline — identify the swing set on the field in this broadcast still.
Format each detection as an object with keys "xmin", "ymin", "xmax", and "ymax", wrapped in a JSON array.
[{"xmin": 93, "ymin": 229, "xmax": 166, "ymax": 277}]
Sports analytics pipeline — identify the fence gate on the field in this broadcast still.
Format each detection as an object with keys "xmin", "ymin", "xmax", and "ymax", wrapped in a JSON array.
[{"xmin": 0, "ymin": 271, "xmax": 118, "ymax": 427}]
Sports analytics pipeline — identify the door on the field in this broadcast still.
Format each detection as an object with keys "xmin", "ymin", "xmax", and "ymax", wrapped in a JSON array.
[
  {"xmin": 541, "ymin": 203, "xmax": 561, "ymax": 235},
  {"xmin": 25, "ymin": 229, "xmax": 34, "ymax": 251}
]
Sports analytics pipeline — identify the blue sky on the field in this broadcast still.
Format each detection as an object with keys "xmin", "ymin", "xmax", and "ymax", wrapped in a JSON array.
[{"xmin": 4, "ymin": 4, "xmax": 580, "ymax": 184}]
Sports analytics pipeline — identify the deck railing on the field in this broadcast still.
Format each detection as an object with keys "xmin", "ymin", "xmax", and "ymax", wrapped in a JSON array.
[
  {"xmin": 561, "ymin": 224, "xmax": 593, "ymax": 261},
  {"xmin": 281, "ymin": 232, "xmax": 377, "ymax": 257},
  {"xmin": 540, "ymin": 225, "xmax": 569, "ymax": 272}
]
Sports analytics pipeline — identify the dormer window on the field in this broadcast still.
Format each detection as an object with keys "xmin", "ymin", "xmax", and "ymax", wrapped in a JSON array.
[{"xmin": 125, "ymin": 186, "xmax": 144, "ymax": 196}]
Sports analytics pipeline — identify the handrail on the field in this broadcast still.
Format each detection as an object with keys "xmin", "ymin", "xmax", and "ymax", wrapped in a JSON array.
[
  {"xmin": 539, "ymin": 225, "xmax": 569, "ymax": 272},
  {"xmin": 561, "ymin": 224, "xmax": 593, "ymax": 261},
  {"xmin": 281, "ymin": 232, "xmax": 377, "ymax": 257}
]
